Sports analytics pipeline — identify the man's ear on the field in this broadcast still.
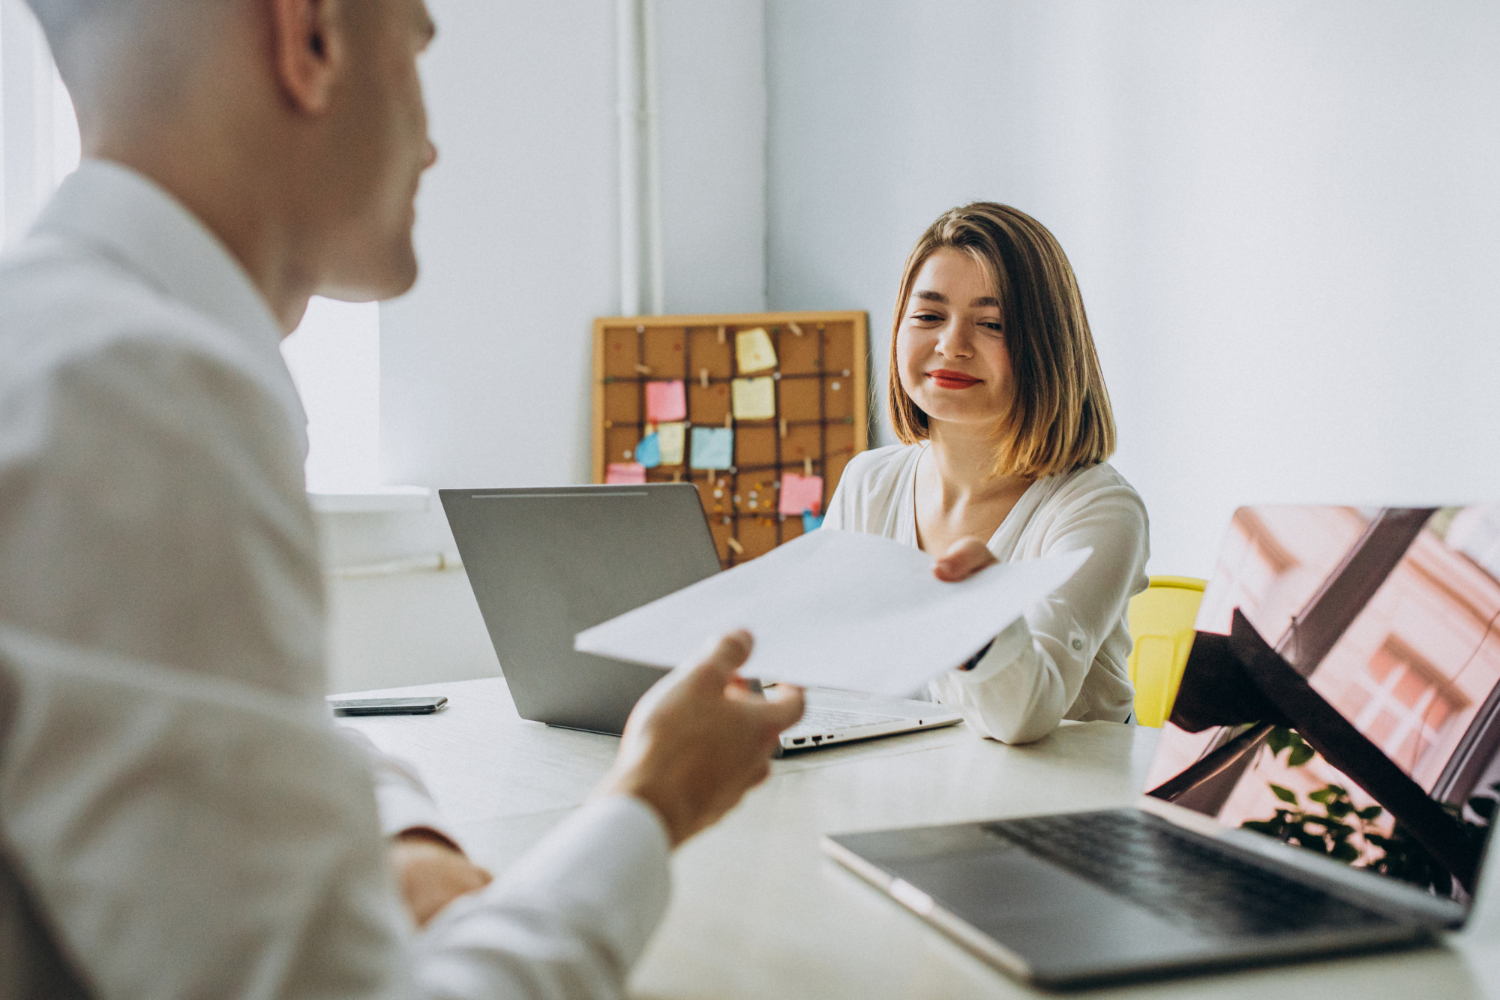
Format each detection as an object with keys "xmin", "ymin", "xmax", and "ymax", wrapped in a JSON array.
[{"xmin": 269, "ymin": 0, "xmax": 344, "ymax": 113}]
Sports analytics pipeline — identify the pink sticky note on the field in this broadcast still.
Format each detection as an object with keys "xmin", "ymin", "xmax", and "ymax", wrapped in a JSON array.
[
  {"xmin": 645, "ymin": 380, "xmax": 687, "ymax": 422},
  {"xmin": 606, "ymin": 462, "xmax": 647, "ymax": 484},
  {"xmin": 779, "ymin": 473, "xmax": 824, "ymax": 516}
]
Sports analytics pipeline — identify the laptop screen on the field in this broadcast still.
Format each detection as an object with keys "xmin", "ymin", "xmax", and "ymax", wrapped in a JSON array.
[{"xmin": 1145, "ymin": 505, "xmax": 1500, "ymax": 906}]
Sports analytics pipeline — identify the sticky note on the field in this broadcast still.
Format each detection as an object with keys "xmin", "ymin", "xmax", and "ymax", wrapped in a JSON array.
[
  {"xmin": 779, "ymin": 472, "xmax": 824, "ymax": 516},
  {"xmin": 635, "ymin": 431, "xmax": 661, "ymax": 468},
  {"xmin": 731, "ymin": 376, "xmax": 776, "ymax": 420},
  {"xmin": 657, "ymin": 422, "xmax": 685, "ymax": 465},
  {"xmin": 606, "ymin": 462, "xmax": 646, "ymax": 484},
  {"xmin": 690, "ymin": 427, "xmax": 734, "ymax": 469},
  {"xmin": 645, "ymin": 380, "xmax": 687, "ymax": 422},
  {"xmin": 736, "ymin": 328, "xmax": 777, "ymax": 373},
  {"xmin": 802, "ymin": 511, "xmax": 825, "ymax": 532}
]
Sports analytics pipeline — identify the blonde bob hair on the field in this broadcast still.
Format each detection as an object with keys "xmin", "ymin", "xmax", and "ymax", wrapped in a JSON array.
[{"xmin": 888, "ymin": 202, "xmax": 1116, "ymax": 481}]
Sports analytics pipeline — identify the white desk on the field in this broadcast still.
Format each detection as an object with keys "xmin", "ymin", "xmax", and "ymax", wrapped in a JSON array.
[{"xmin": 341, "ymin": 677, "xmax": 1500, "ymax": 998}]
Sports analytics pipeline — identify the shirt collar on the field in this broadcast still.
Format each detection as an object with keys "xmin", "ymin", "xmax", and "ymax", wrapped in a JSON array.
[{"xmin": 31, "ymin": 159, "xmax": 308, "ymax": 453}]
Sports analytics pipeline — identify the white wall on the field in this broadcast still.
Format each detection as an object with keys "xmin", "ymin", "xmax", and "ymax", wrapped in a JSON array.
[
  {"xmin": 333, "ymin": 0, "xmax": 767, "ymax": 692},
  {"xmin": 380, "ymin": 0, "xmax": 766, "ymax": 491},
  {"xmin": 655, "ymin": 0, "xmax": 767, "ymax": 314},
  {"xmin": 765, "ymin": 0, "xmax": 1500, "ymax": 578}
]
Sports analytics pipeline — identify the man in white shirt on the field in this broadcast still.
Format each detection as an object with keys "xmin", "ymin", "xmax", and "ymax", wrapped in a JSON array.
[{"xmin": 0, "ymin": 1, "xmax": 804, "ymax": 998}]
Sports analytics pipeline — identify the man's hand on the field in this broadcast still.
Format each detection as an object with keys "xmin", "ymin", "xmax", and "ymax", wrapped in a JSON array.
[
  {"xmin": 599, "ymin": 630, "xmax": 805, "ymax": 847},
  {"xmin": 933, "ymin": 536, "xmax": 999, "ymax": 582},
  {"xmin": 389, "ymin": 829, "xmax": 493, "ymax": 927}
]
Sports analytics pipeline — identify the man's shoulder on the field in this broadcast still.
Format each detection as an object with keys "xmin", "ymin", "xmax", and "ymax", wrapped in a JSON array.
[{"xmin": 0, "ymin": 234, "xmax": 260, "ymax": 396}]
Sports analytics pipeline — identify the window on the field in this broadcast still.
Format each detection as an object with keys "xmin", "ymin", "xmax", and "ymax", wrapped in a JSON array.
[
  {"xmin": 1, "ymin": 0, "xmax": 380, "ymax": 492},
  {"xmin": 1346, "ymin": 640, "xmax": 1466, "ymax": 770}
]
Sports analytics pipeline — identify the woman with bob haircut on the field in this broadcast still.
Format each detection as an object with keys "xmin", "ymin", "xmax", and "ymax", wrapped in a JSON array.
[{"xmin": 822, "ymin": 202, "xmax": 1149, "ymax": 744}]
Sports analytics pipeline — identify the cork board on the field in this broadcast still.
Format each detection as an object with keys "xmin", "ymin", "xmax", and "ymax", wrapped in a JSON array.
[{"xmin": 592, "ymin": 311, "xmax": 869, "ymax": 567}]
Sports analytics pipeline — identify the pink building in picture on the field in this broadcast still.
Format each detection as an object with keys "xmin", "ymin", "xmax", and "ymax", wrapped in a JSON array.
[{"xmin": 1148, "ymin": 505, "xmax": 1500, "ymax": 880}]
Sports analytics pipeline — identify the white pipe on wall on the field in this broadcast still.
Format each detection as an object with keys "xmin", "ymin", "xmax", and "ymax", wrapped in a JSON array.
[
  {"xmin": 641, "ymin": 0, "xmax": 665, "ymax": 316},
  {"xmin": 615, "ymin": 0, "xmax": 663, "ymax": 317}
]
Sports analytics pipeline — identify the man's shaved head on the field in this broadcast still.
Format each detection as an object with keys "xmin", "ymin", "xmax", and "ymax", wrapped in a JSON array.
[
  {"xmin": 24, "ymin": 0, "xmax": 437, "ymax": 328},
  {"xmin": 25, "ymin": 0, "xmax": 239, "ymax": 132}
]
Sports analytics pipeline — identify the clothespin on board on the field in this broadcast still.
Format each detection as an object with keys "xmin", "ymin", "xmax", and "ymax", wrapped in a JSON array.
[
  {"xmin": 672, "ymin": 469, "xmax": 682, "ymax": 482},
  {"xmin": 724, "ymin": 411, "xmax": 733, "ymax": 429},
  {"xmin": 717, "ymin": 325, "xmax": 727, "ymax": 345},
  {"xmin": 789, "ymin": 322, "xmax": 804, "ymax": 337},
  {"xmin": 699, "ymin": 368, "xmax": 710, "ymax": 388},
  {"xmin": 779, "ymin": 418, "xmax": 788, "ymax": 439},
  {"xmin": 726, "ymin": 537, "xmax": 745, "ymax": 556},
  {"xmin": 705, "ymin": 468, "xmax": 715, "ymax": 485},
  {"xmin": 634, "ymin": 363, "xmax": 652, "ymax": 376},
  {"xmin": 804, "ymin": 456, "xmax": 813, "ymax": 477}
]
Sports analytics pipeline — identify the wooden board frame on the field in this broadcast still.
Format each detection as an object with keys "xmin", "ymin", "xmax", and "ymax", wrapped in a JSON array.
[{"xmin": 592, "ymin": 311, "xmax": 869, "ymax": 568}]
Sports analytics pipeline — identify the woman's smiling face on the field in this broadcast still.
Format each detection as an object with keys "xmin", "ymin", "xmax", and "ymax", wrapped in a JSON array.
[{"xmin": 896, "ymin": 248, "xmax": 1014, "ymax": 432}]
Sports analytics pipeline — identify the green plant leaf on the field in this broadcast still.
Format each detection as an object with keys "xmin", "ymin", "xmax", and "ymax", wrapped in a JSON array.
[
  {"xmin": 1288, "ymin": 744, "xmax": 1316, "ymax": 767},
  {"xmin": 1309, "ymin": 788, "xmax": 1334, "ymax": 804},
  {"xmin": 1270, "ymin": 784, "xmax": 1298, "ymax": 803},
  {"xmin": 1267, "ymin": 727, "xmax": 1292, "ymax": 755},
  {"xmin": 1332, "ymin": 842, "xmax": 1361, "ymax": 862},
  {"xmin": 1358, "ymin": 805, "xmax": 1384, "ymax": 821}
]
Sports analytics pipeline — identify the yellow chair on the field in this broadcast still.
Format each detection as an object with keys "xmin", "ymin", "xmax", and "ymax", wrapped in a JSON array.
[{"xmin": 1126, "ymin": 576, "xmax": 1206, "ymax": 727}]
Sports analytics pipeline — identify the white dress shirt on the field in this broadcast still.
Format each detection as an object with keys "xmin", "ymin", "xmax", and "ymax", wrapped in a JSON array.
[
  {"xmin": 822, "ymin": 443, "xmax": 1150, "ymax": 743},
  {"xmin": 0, "ymin": 160, "xmax": 670, "ymax": 1000}
]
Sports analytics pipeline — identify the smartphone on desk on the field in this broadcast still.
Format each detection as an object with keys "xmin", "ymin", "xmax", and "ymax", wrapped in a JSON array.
[{"xmin": 328, "ymin": 695, "xmax": 448, "ymax": 717}]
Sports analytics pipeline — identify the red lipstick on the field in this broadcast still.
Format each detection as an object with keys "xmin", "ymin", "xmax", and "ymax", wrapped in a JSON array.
[{"xmin": 926, "ymin": 369, "xmax": 982, "ymax": 390}]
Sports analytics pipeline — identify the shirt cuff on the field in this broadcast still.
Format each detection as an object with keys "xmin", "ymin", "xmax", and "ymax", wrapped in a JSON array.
[
  {"xmin": 338, "ymin": 725, "xmax": 449, "ymax": 842},
  {"xmin": 957, "ymin": 615, "xmax": 1033, "ymax": 686},
  {"xmin": 427, "ymin": 794, "xmax": 672, "ymax": 970}
]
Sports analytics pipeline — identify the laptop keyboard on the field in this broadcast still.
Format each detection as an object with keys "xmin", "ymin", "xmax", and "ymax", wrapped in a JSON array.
[
  {"xmin": 788, "ymin": 707, "xmax": 904, "ymax": 734},
  {"xmin": 985, "ymin": 810, "xmax": 1391, "ymax": 937}
]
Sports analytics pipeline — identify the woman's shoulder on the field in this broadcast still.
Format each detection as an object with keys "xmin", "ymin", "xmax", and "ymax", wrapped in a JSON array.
[
  {"xmin": 838, "ymin": 442, "xmax": 921, "ymax": 496},
  {"xmin": 825, "ymin": 443, "xmax": 922, "ymax": 535},
  {"xmin": 1043, "ymin": 462, "xmax": 1148, "ymax": 524}
]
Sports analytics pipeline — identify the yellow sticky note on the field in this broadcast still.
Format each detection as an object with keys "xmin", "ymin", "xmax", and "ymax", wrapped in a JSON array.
[
  {"xmin": 657, "ymin": 422, "xmax": 685, "ymax": 465},
  {"xmin": 736, "ymin": 328, "xmax": 777, "ymax": 373},
  {"xmin": 732, "ymin": 376, "xmax": 776, "ymax": 420}
]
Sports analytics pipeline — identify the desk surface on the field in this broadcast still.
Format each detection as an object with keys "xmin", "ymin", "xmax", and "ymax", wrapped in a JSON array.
[{"xmin": 341, "ymin": 677, "xmax": 1500, "ymax": 999}]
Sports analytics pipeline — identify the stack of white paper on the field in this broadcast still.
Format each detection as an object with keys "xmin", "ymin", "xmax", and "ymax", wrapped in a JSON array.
[{"xmin": 574, "ymin": 529, "xmax": 1090, "ymax": 697}]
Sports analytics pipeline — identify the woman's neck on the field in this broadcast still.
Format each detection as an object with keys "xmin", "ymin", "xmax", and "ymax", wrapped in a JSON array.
[
  {"xmin": 924, "ymin": 421, "xmax": 1029, "ymax": 511},
  {"xmin": 912, "ymin": 420, "xmax": 1033, "ymax": 554}
]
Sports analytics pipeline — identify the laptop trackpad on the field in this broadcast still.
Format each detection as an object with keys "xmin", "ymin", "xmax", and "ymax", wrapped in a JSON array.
[{"xmin": 887, "ymin": 844, "xmax": 1214, "ymax": 981}]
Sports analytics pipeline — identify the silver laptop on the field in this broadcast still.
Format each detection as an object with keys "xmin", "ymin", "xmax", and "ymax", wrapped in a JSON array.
[
  {"xmin": 826, "ymin": 504, "xmax": 1500, "ymax": 987},
  {"xmin": 440, "ymin": 484, "xmax": 960, "ymax": 750}
]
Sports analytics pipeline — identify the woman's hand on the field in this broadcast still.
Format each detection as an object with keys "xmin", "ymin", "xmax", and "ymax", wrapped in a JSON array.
[{"xmin": 933, "ymin": 536, "xmax": 999, "ymax": 582}]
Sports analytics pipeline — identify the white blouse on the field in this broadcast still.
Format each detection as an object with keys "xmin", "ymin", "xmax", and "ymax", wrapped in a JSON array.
[{"xmin": 822, "ymin": 443, "xmax": 1150, "ymax": 743}]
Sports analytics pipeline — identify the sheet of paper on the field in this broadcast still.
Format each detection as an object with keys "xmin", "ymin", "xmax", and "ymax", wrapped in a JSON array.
[
  {"xmin": 731, "ymin": 376, "xmax": 776, "ymax": 420},
  {"xmin": 735, "ymin": 328, "xmax": 777, "ymax": 373},
  {"xmin": 645, "ymin": 380, "xmax": 687, "ymax": 422},
  {"xmin": 657, "ymin": 422, "xmax": 685, "ymax": 465},
  {"xmin": 635, "ymin": 431, "xmax": 661, "ymax": 468},
  {"xmin": 778, "ymin": 472, "xmax": 823, "ymax": 516},
  {"xmin": 690, "ymin": 427, "xmax": 734, "ymax": 469},
  {"xmin": 605, "ymin": 462, "xmax": 646, "ymax": 484},
  {"xmin": 575, "ymin": 530, "xmax": 1091, "ymax": 697}
]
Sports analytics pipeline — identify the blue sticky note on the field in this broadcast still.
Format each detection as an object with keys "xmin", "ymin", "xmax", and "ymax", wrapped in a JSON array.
[
  {"xmin": 690, "ymin": 427, "xmax": 734, "ymax": 469},
  {"xmin": 802, "ymin": 511, "xmax": 825, "ymax": 532},
  {"xmin": 635, "ymin": 431, "xmax": 661, "ymax": 469}
]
